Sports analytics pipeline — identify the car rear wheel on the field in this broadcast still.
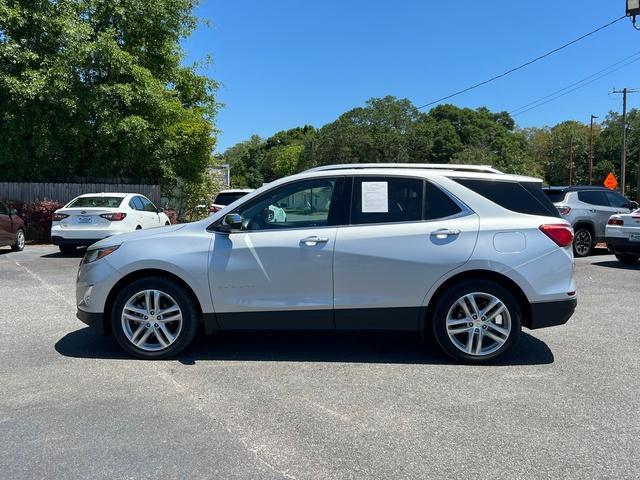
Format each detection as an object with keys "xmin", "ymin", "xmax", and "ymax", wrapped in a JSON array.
[
  {"xmin": 573, "ymin": 228, "xmax": 593, "ymax": 257},
  {"xmin": 111, "ymin": 277, "xmax": 199, "ymax": 359},
  {"xmin": 431, "ymin": 280, "xmax": 522, "ymax": 364},
  {"xmin": 11, "ymin": 229, "xmax": 25, "ymax": 252},
  {"xmin": 615, "ymin": 253, "xmax": 640, "ymax": 265}
]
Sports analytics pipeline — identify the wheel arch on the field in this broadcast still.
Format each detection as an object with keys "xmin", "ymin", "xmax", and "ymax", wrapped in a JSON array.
[
  {"xmin": 102, "ymin": 268, "xmax": 205, "ymax": 335},
  {"xmin": 422, "ymin": 269, "xmax": 532, "ymax": 331},
  {"xmin": 573, "ymin": 220, "xmax": 595, "ymax": 237}
]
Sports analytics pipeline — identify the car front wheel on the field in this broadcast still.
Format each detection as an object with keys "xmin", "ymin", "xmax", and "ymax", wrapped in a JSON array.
[
  {"xmin": 111, "ymin": 277, "xmax": 199, "ymax": 359},
  {"xmin": 573, "ymin": 228, "xmax": 593, "ymax": 257},
  {"xmin": 431, "ymin": 280, "xmax": 522, "ymax": 364}
]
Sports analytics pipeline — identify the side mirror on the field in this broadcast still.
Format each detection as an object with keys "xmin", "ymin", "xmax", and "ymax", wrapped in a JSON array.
[
  {"xmin": 218, "ymin": 213, "xmax": 243, "ymax": 233},
  {"xmin": 157, "ymin": 207, "xmax": 164, "ymax": 213},
  {"xmin": 629, "ymin": 201, "xmax": 639, "ymax": 210},
  {"xmin": 9, "ymin": 208, "xmax": 17, "ymax": 216}
]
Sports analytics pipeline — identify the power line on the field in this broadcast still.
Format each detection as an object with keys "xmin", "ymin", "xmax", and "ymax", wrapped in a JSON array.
[
  {"xmin": 416, "ymin": 15, "xmax": 627, "ymax": 110},
  {"xmin": 510, "ymin": 51, "xmax": 640, "ymax": 114},
  {"xmin": 510, "ymin": 54, "xmax": 640, "ymax": 116}
]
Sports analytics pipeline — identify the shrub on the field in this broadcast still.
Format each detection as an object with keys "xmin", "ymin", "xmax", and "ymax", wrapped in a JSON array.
[
  {"xmin": 9, "ymin": 199, "xmax": 64, "ymax": 242},
  {"xmin": 164, "ymin": 208, "xmax": 179, "ymax": 225}
]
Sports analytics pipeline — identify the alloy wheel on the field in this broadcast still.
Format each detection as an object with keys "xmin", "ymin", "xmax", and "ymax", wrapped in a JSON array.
[
  {"xmin": 121, "ymin": 289, "xmax": 183, "ymax": 351},
  {"xmin": 446, "ymin": 292, "xmax": 512, "ymax": 356},
  {"xmin": 16, "ymin": 230, "xmax": 25, "ymax": 250},
  {"xmin": 574, "ymin": 230, "xmax": 592, "ymax": 257}
]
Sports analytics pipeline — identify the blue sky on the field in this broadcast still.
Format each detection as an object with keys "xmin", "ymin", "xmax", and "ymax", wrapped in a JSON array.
[{"xmin": 182, "ymin": 1, "xmax": 640, "ymax": 152}]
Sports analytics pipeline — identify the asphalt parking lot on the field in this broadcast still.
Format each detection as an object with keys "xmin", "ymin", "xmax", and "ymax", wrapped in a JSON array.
[{"xmin": 1, "ymin": 245, "xmax": 639, "ymax": 479}]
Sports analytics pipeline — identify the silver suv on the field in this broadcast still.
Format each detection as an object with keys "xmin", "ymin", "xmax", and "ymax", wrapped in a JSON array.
[
  {"xmin": 543, "ymin": 186, "xmax": 638, "ymax": 257},
  {"xmin": 75, "ymin": 164, "xmax": 577, "ymax": 364}
]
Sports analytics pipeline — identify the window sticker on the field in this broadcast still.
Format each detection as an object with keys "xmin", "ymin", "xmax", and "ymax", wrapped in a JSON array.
[{"xmin": 361, "ymin": 182, "xmax": 388, "ymax": 213}]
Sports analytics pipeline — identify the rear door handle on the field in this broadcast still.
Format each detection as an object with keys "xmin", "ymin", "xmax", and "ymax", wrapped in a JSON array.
[
  {"xmin": 430, "ymin": 229, "xmax": 461, "ymax": 238},
  {"xmin": 300, "ymin": 236, "xmax": 329, "ymax": 246}
]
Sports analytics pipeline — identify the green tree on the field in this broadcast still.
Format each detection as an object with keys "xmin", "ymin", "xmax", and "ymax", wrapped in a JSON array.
[{"xmin": 0, "ymin": 0, "xmax": 217, "ymax": 192}]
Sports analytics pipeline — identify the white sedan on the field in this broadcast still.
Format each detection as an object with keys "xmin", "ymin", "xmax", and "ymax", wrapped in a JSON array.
[
  {"xmin": 605, "ymin": 209, "xmax": 640, "ymax": 264},
  {"xmin": 51, "ymin": 193, "xmax": 171, "ymax": 254}
]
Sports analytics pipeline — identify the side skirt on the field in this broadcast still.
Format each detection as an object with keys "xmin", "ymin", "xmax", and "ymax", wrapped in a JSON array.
[{"xmin": 205, "ymin": 307, "xmax": 422, "ymax": 332}]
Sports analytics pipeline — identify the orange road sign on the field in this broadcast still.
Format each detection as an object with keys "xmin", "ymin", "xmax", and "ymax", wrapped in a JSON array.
[{"xmin": 604, "ymin": 172, "xmax": 618, "ymax": 190}]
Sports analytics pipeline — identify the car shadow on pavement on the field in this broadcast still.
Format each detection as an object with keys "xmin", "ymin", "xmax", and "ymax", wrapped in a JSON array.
[
  {"xmin": 592, "ymin": 260, "xmax": 640, "ymax": 270},
  {"xmin": 55, "ymin": 328, "xmax": 554, "ymax": 366},
  {"xmin": 41, "ymin": 250, "xmax": 85, "ymax": 259}
]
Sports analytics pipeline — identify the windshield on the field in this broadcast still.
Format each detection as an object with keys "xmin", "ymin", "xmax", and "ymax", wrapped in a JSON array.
[
  {"xmin": 214, "ymin": 192, "xmax": 249, "ymax": 206},
  {"xmin": 67, "ymin": 196, "xmax": 125, "ymax": 208}
]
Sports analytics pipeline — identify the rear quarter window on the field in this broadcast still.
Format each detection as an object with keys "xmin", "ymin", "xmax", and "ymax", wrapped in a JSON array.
[{"xmin": 453, "ymin": 179, "xmax": 560, "ymax": 218}]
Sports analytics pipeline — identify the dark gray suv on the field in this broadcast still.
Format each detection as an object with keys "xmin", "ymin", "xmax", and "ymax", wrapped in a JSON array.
[{"xmin": 543, "ymin": 186, "xmax": 639, "ymax": 257}]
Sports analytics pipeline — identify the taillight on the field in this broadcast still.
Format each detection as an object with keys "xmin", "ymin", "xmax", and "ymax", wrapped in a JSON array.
[
  {"xmin": 608, "ymin": 218, "xmax": 624, "ymax": 226},
  {"xmin": 539, "ymin": 224, "xmax": 574, "ymax": 248},
  {"xmin": 557, "ymin": 206, "xmax": 571, "ymax": 216},
  {"xmin": 52, "ymin": 213, "xmax": 69, "ymax": 222},
  {"xmin": 100, "ymin": 212, "xmax": 127, "ymax": 221}
]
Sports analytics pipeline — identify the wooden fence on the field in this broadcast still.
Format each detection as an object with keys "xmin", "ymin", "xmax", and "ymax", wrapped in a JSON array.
[{"xmin": 0, "ymin": 182, "xmax": 161, "ymax": 205}]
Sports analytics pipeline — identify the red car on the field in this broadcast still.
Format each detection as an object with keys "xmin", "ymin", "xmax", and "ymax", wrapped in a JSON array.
[{"xmin": 0, "ymin": 202, "xmax": 25, "ymax": 252}]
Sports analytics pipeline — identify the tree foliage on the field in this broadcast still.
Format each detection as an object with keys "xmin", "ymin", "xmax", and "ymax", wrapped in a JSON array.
[
  {"xmin": 0, "ymin": 0, "xmax": 218, "ymax": 188},
  {"xmin": 221, "ymin": 96, "xmax": 640, "ymax": 199}
]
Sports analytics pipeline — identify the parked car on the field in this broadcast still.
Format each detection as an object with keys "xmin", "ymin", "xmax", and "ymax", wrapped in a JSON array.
[
  {"xmin": 209, "ymin": 189, "xmax": 253, "ymax": 214},
  {"xmin": 75, "ymin": 164, "xmax": 577, "ymax": 363},
  {"xmin": 0, "ymin": 202, "xmax": 25, "ymax": 252},
  {"xmin": 543, "ymin": 185, "xmax": 638, "ymax": 257},
  {"xmin": 52, "ymin": 193, "xmax": 171, "ymax": 254},
  {"xmin": 605, "ymin": 209, "xmax": 640, "ymax": 264}
]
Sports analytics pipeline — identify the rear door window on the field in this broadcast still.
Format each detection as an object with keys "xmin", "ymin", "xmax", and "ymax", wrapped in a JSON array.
[
  {"xmin": 351, "ymin": 177, "xmax": 423, "ymax": 225},
  {"xmin": 577, "ymin": 191, "xmax": 609, "ymax": 206},
  {"xmin": 130, "ymin": 196, "xmax": 144, "ymax": 211},
  {"xmin": 453, "ymin": 179, "xmax": 559, "ymax": 217}
]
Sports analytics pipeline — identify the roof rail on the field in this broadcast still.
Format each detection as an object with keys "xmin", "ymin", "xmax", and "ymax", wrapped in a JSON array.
[{"xmin": 303, "ymin": 163, "xmax": 503, "ymax": 174}]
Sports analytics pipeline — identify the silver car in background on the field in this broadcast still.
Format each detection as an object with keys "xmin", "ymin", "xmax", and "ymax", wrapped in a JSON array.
[
  {"xmin": 543, "ymin": 186, "xmax": 638, "ymax": 257},
  {"xmin": 75, "ymin": 164, "xmax": 577, "ymax": 364}
]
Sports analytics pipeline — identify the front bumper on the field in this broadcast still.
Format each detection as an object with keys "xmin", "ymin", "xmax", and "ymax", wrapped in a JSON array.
[
  {"xmin": 529, "ymin": 297, "xmax": 577, "ymax": 329},
  {"xmin": 76, "ymin": 309, "xmax": 108, "ymax": 335},
  {"xmin": 606, "ymin": 236, "xmax": 640, "ymax": 255}
]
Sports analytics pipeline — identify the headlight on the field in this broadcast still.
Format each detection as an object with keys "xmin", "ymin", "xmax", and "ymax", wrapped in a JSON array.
[{"xmin": 83, "ymin": 245, "xmax": 120, "ymax": 264}]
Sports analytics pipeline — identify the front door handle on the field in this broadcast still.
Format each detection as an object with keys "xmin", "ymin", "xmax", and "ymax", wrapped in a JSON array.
[
  {"xmin": 300, "ymin": 236, "xmax": 329, "ymax": 246},
  {"xmin": 430, "ymin": 229, "xmax": 461, "ymax": 238}
]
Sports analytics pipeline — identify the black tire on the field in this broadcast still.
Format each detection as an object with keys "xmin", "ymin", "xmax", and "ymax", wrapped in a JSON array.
[
  {"xmin": 11, "ymin": 229, "xmax": 25, "ymax": 252},
  {"xmin": 165, "ymin": 221, "xmax": 170, "ymax": 226},
  {"xmin": 430, "ymin": 279, "xmax": 522, "ymax": 364},
  {"xmin": 135, "ymin": 225, "xmax": 142, "ymax": 230},
  {"xmin": 59, "ymin": 245, "xmax": 75, "ymax": 255},
  {"xmin": 615, "ymin": 253, "xmax": 640, "ymax": 265},
  {"xmin": 111, "ymin": 277, "xmax": 199, "ymax": 359},
  {"xmin": 573, "ymin": 228, "xmax": 593, "ymax": 257}
]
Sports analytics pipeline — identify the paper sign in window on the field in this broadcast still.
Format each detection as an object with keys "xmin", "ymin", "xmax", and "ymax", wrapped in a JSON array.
[{"xmin": 361, "ymin": 182, "xmax": 388, "ymax": 213}]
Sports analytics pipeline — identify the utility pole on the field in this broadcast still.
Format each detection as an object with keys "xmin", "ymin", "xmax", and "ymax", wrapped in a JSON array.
[
  {"xmin": 568, "ymin": 137, "xmax": 573, "ymax": 186},
  {"xmin": 611, "ymin": 88, "xmax": 639, "ymax": 195},
  {"xmin": 589, "ymin": 115, "xmax": 597, "ymax": 185}
]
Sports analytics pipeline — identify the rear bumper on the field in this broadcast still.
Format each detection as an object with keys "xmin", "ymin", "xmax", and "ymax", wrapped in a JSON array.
[
  {"xmin": 76, "ymin": 308, "xmax": 107, "ymax": 335},
  {"xmin": 52, "ymin": 236, "xmax": 103, "ymax": 247},
  {"xmin": 606, "ymin": 237, "xmax": 640, "ymax": 255},
  {"xmin": 529, "ymin": 298, "xmax": 577, "ymax": 329}
]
